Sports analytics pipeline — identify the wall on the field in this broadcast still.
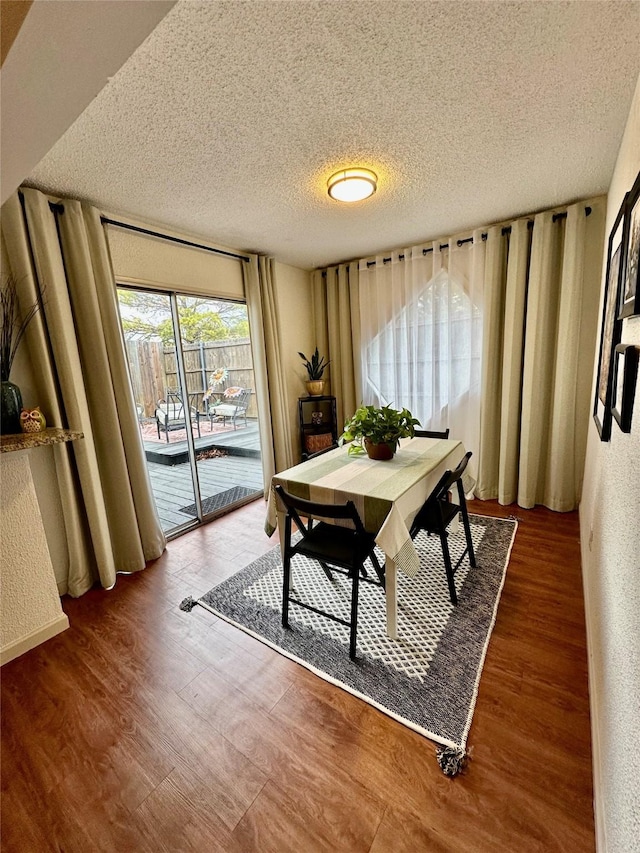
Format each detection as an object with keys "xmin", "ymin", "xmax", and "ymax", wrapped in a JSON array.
[
  {"xmin": 0, "ymin": 1, "xmax": 175, "ymax": 204},
  {"xmin": 580, "ymin": 72, "xmax": 640, "ymax": 853},
  {"xmin": 1, "ymin": 235, "xmax": 69, "ymax": 592},
  {"xmin": 0, "ymin": 452, "xmax": 69, "ymax": 664}
]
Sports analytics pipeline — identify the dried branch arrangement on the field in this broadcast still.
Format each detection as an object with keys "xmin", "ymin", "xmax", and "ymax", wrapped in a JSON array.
[{"xmin": 0, "ymin": 276, "xmax": 43, "ymax": 382}]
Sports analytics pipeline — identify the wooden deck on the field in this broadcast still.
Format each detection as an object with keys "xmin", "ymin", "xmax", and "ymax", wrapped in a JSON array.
[{"xmin": 145, "ymin": 423, "xmax": 264, "ymax": 532}]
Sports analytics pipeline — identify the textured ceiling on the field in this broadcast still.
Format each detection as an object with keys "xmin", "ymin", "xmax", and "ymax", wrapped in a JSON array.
[{"xmin": 26, "ymin": 0, "xmax": 640, "ymax": 270}]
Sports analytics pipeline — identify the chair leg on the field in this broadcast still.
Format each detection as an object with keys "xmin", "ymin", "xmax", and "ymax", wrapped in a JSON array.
[
  {"xmin": 438, "ymin": 525, "xmax": 458, "ymax": 605},
  {"xmin": 282, "ymin": 516, "xmax": 292, "ymax": 628},
  {"xmin": 369, "ymin": 552, "xmax": 385, "ymax": 589},
  {"xmin": 282, "ymin": 553, "xmax": 291, "ymax": 629},
  {"xmin": 318, "ymin": 560, "xmax": 334, "ymax": 581},
  {"xmin": 457, "ymin": 482, "xmax": 476, "ymax": 567},
  {"xmin": 349, "ymin": 568, "xmax": 360, "ymax": 660}
]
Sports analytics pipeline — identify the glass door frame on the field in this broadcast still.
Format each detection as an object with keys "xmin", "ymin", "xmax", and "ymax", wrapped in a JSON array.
[
  {"xmin": 170, "ymin": 291, "xmax": 204, "ymax": 528},
  {"xmin": 118, "ymin": 283, "xmax": 260, "ymax": 539}
]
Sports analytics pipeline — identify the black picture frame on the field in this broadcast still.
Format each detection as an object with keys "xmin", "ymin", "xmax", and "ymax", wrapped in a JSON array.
[
  {"xmin": 619, "ymin": 170, "xmax": 640, "ymax": 319},
  {"xmin": 593, "ymin": 199, "xmax": 626, "ymax": 441},
  {"xmin": 611, "ymin": 344, "xmax": 639, "ymax": 433}
]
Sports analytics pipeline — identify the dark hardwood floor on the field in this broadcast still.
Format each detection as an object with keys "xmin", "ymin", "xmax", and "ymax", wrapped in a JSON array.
[{"xmin": 1, "ymin": 499, "xmax": 595, "ymax": 852}]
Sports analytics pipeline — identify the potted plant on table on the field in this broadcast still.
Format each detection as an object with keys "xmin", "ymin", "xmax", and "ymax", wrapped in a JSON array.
[
  {"xmin": 340, "ymin": 404, "xmax": 421, "ymax": 460},
  {"xmin": 298, "ymin": 347, "xmax": 330, "ymax": 396}
]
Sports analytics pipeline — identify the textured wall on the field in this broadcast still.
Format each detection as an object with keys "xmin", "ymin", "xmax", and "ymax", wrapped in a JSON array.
[
  {"xmin": 0, "ymin": 453, "xmax": 68, "ymax": 658},
  {"xmin": 1, "ymin": 1, "xmax": 174, "ymax": 204},
  {"xmin": 580, "ymin": 72, "xmax": 640, "ymax": 853},
  {"xmin": 1, "ymin": 235, "xmax": 70, "ymax": 593}
]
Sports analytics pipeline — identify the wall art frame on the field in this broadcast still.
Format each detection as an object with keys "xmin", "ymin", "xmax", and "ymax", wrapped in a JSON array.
[
  {"xmin": 611, "ymin": 343, "xmax": 639, "ymax": 433},
  {"xmin": 593, "ymin": 197, "xmax": 626, "ymax": 441},
  {"xmin": 619, "ymin": 169, "xmax": 640, "ymax": 319}
]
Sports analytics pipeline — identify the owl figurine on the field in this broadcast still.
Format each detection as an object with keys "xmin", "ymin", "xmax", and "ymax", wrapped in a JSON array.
[{"xmin": 20, "ymin": 407, "xmax": 46, "ymax": 433}]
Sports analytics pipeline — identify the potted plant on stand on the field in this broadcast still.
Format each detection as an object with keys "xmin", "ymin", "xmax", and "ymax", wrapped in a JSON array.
[
  {"xmin": 298, "ymin": 348, "xmax": 330, "ymax": 396},
  {"xmin": 340, "ymin": 403, "xmax": 421, "ymax": 460}
]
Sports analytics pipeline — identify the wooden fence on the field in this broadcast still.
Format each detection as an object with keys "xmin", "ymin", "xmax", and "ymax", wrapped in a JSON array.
[{"xmin": 126, "ymin": 339, "xmax": 257, "ymax": 418}]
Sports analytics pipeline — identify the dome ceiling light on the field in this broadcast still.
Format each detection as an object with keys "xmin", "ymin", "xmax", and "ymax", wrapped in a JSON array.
[{"xmin": 327, "ymin": 168, "xmax": 377, "ymax": 203}]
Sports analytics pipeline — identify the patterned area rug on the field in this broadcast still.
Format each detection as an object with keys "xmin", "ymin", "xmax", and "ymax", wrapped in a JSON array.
[
  {"xmin": 181, "ymin": 514, "xmax": 517, "ymax": 772},
  {"xmin": 179, "ymin": 486, "xmax": 257, "ymax": 516}
]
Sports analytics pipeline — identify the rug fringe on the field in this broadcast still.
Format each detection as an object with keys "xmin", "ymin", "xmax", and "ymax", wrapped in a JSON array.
[
  {"xmin": 435, "ymin": 745, "xmax": 470, "ymax": 777},
  {"xmin": 179, "ymin": 596, "xmax": 198, "ymax": 612}
]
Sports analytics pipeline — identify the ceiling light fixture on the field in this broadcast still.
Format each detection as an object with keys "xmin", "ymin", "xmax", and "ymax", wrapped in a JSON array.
[{"xmin": 327, "ymin": 168, "xmax": 377, "ymax": 203}]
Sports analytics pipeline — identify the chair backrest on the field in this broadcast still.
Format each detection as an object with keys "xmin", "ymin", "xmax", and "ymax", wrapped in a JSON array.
[
  {"xmin": 221, "ymin": 387, "xmax": 251, "ymax": 411},
  {"xmin": 235, "ymin": 388, "xmax": 251, "ymax": 411},
  {"xmin": 415, "ymin": 428, "xmax": 450, "ymax": 439},
  {"xmin": 274, "ymin": 485, "xmax": 367, "ymax": 539},
  {"xmin": 163, "ymin": 389, "xmax": 201, "ymax": 416},
  {"xmin": 162, "ymin": 389, "xmax": 185, "ymax": 418},
  {"xmin": 431, "ymin": 450, "xmax": 472, "ymax": 503},
  {"xmin": 187, "ymin": 391, "xmax": 202, "ymax": 415}
]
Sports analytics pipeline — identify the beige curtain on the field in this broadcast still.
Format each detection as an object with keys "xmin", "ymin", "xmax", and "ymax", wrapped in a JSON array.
[
  {"xmin": 477, "ymin": 199, "xmax": 605, "ymax": 510},
  {"xmin": 311, "ymin": 262, "xmax": 361, "ymax": 432},
  {"xmin": 1, "ymin": 188, "xmax": 165, "ymax": 596},
  {"xmin": 244, "ymin": 254, "xmax": 293, "ymax": 486}
]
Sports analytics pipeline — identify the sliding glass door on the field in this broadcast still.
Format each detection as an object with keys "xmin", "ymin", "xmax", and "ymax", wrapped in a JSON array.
[{"xmin": 117, "ymin": 286, "xmax": 263, "ymax": 536}]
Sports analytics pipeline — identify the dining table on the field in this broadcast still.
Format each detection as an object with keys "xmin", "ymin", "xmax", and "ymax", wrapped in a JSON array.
[{"xmin": 265, "ymin": 435, "xmax": 468, "ymax": 639}]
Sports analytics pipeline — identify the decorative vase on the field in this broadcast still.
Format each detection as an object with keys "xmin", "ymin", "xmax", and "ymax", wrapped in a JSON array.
[
  {"xmin": 305, "ymin": 380, "xmax": 325, "ymax": 396},
  {"xmin": 364, "ymin": 438, "xmax": 395, "ymax": 460},
  {"xmin": 1, "ymin": 380, "xmax": 23, "ymax": 435}
]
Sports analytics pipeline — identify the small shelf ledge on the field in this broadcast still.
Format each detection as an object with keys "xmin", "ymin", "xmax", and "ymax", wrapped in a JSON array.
[{"xmin": 0, "ymin": 428, "xmax": 84, "ymax": 454}]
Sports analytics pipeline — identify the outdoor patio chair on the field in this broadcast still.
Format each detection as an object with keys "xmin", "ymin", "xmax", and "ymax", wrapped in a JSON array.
[
  {"xmin": 155, "ymin": 389, "xmax": 202, "ymax": 442},
  {"xmin": 409, "ymin": 450, "xmax": 476, "ymax": 605},
  {"xmin": 275, "ymin": 485, "xmax": 385, "ymax": 660},
  {"xmin": 208, "ymin": 387, "xmax": 251, "ymax": 430}
]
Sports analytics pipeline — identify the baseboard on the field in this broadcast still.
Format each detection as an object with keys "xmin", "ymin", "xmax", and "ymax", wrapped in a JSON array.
[
  {"xmin": 579, "ymin": 518, "xmax": 607, "ymax": 852},
  {"xmin": 1, "ymin": 613, "xmax": 69, "ymax": 666}
]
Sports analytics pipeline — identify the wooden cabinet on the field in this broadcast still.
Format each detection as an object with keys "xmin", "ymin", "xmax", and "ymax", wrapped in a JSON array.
[{"xmin": 298, "ymin": 395, "xmax": 337, "ymax": 461}]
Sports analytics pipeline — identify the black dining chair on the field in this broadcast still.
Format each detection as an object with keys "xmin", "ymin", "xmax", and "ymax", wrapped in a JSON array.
[
  {"xmin": 274, "ymin": 485, "xmax": 385, "ymax": 660},
  {"xmin": 409, "ymin": 450, "xmax": 475, "ymax": 605},
  {"xmin": 414, "ymin": 428, "xmax": 450, "ymax": 439}
]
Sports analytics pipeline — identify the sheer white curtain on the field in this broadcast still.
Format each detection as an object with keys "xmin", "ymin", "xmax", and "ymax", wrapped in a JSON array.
[{"xmin": 357, "ymin": 234, "xmax": 485, "ymax": 467}]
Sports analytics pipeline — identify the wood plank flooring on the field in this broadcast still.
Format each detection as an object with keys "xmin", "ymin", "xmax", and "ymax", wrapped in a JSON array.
[{"xmin": 0, "ymin": 500, "xmax": 595, "ymax": 852}]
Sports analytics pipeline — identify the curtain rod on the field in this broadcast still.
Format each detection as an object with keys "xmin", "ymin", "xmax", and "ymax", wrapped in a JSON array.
[
  {"xmin": 363, "ymin": 205, "xmax": 592, "ymax": 268},
  {"xmin": 100, "ymin": 217, "xmax": 251, "ymax": 262},
  {"xmin": 48, "ymin": 202, "xmax": 250, "ymax": 262}
]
